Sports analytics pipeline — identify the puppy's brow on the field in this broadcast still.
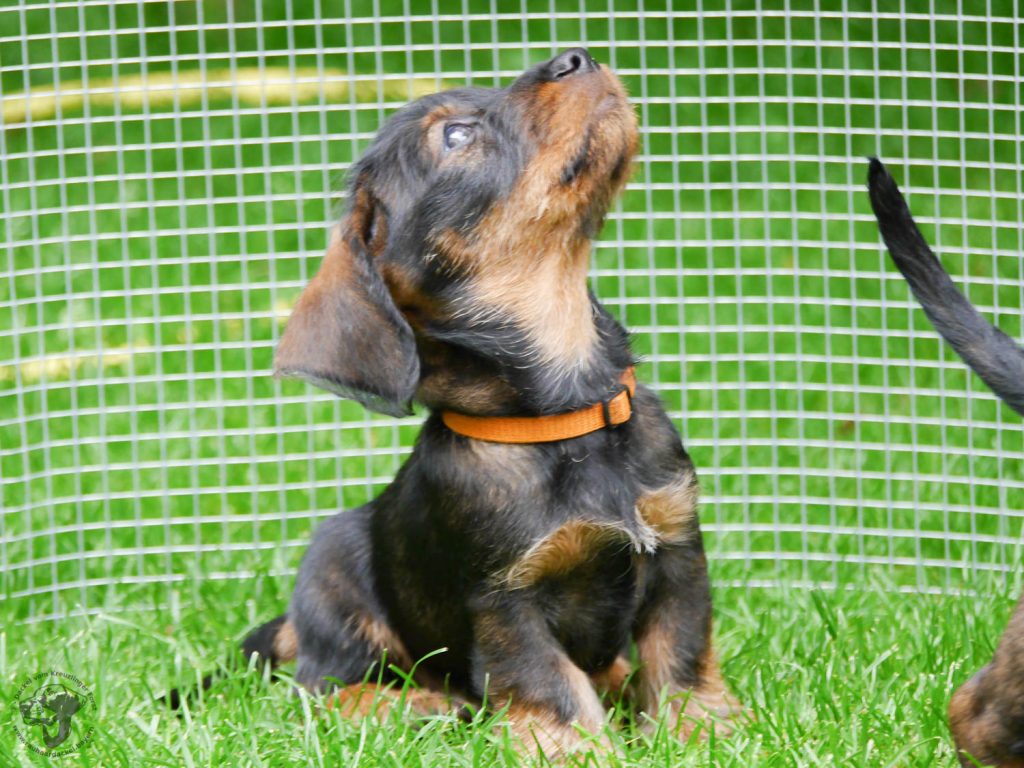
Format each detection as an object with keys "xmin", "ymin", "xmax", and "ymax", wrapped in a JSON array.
[
  {"xmin": 419, "ymin": 103, "xmax": 481, "ymax": 132},
  {"xmin": 420, "ymin": 103, "xmax": 459, "ymax": 127}
]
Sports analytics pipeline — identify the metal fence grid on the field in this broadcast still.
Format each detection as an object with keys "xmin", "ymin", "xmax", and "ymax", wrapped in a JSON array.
[{"xmin": 1, "ymin": 0, "xmax": 1022, "ymax": 623}]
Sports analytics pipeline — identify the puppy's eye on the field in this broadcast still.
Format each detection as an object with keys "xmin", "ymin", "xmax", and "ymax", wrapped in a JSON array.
[{"xmin": 443, "ymin": 123, "xmax": 474, "ymax": 151}]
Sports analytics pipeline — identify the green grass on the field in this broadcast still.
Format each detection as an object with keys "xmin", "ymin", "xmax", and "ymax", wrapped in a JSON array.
[
  {"xmin": 1, "ymin": 577, "xmax": 1019, "ymax": 766},
  {"xmin": 2, "ymin": 0, "xmax": 1024, "ymax": 765}
]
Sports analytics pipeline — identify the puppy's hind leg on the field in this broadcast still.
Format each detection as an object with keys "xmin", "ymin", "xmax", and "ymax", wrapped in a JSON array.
[
  {"xmin": 289, "ymin": 506, "xmax": 409, "ymax": 690},
  {"xmin": 290, "ymin": 506, "xmax": 466, "ymax": 720}
]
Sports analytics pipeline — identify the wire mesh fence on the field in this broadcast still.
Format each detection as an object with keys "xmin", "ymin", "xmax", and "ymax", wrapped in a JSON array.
[{"xmin": 1, "ymin": 0, "xmax": 1022, "ymax": 623}]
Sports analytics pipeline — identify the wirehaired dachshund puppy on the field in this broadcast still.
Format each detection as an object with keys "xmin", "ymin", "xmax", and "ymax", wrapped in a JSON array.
[
  {"xmin": 238, "ymin": 49, "xmax": 740, "ymax": 756},
  {"xmin": 870, "ymin": 158, "xmax": 1024, "ymax": 768}
]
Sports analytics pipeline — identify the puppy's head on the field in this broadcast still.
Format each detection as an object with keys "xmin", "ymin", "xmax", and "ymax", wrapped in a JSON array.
[{"xmin": 275, "ymin": 49, "xmax": 637, "ymax": 415}]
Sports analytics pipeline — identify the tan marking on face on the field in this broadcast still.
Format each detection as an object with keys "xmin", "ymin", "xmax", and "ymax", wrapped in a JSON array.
[
  {"xmin": 272, "ymin": 620, "xmax": 299, "ymax": 662},
  {"xmin": 430, "ymin": 227, "xmax": 470, "ymax": 256},
  {"xmin": 434, "ymin": 69, "xmax": 637, "ymax": 371},
  {"xmin": 439, "ymin": 224, "xmax": 598, "ymax": 370},
  {"xmin": 519, "ymin": 67, "xmax": 638, "ymax": 194},
  {"xmin": 636, "ymin": 474, "xmax": 700, "ymax": 545},
  {"xmin": 419, "ymin": 104, "xmax": 461, "ymax": 164},
  {"xmin": 420, "ymin": 103, "xmax": 460, "ymax": 130},
  {"xmin": 378, "ymin": 258, "xmax": 446, "ymax": 332},
  {"xmin": 519, "ymin": 69, "xmax": 636, "ymax": 189},
  {"xmin": 420, "ymin": 103, "xmax": 486, "ymax": 170},
  {"xmin": 501, "ymin": 518, "xmax": 637, "ymax": 590}
]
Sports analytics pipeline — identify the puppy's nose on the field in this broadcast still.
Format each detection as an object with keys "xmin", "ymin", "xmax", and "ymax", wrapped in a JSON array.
[{"xmin": 546, "ymin": 48, "xmax": 598, "ymax": 80}]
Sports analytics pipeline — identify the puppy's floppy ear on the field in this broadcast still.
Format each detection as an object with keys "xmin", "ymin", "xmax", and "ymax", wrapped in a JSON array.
[{"xmin": 274, "ymin": 192, "xmax": 420, "ymax": 417}]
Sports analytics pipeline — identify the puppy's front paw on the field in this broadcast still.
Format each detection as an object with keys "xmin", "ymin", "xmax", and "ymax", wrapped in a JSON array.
[
  {"xmin": 507, "ymin": 703, "xmax": 613, "ymax": 760},
  {"xmin": 646, "ymin": 685, "xmax": 743, "ymax": 742}
]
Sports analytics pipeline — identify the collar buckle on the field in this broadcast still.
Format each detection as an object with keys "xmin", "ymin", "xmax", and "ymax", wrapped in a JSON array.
[{"xmin": 600, "ymin": 380, "xmax": 634, "ymax": 429}]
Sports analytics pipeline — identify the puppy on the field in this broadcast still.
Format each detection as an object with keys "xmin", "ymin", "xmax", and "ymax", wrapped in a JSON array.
[
  {"xmin": 240, "ymin": 49, "xmax": 739, "ymax": 756},
  {"xmin": 869, "ymin": 158, "xmax": 1024, "ymax": 767}
]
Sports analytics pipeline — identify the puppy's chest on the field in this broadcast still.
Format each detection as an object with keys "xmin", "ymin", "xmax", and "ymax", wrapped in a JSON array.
[
  {"xmin": 499, "ymin": 499, "xmax": 667, "ymax": 589},
  {"xmin": 464, "ymin": 454, "xmax": 696, "ymax": 585},
  {"xmin": 414, "ymin": 419, "xmax": 699, "ymax": 586}
]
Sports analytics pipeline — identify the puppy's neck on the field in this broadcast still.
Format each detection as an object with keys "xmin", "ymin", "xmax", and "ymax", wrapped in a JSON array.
[
  {"xmin": 416, "ymin": 240, "xmax": 633, "ymax": 417},
  {"xmin": 481, "ymin": 240, "xmax": 598, "ymax": 370}
]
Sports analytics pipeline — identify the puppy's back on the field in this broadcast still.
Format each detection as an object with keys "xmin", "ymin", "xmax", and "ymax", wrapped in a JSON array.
[{"xmin": 867, "ymin": 158, "xmax": 1024, "ymax": 415}]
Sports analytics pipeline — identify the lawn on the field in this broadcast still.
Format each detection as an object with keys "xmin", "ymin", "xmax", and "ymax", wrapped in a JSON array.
[
  {"xmin": 1, "ymin": 1, "xmax": 1023, "ymax": 765},
  {"xmin": 2, "ymin": 576, "xmax": 1017, "ymax": 767}
]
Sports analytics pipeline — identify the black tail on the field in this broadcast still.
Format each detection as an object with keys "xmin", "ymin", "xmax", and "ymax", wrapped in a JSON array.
[
  {"xmin": 868, "ymin": 158, "xmax": 1024, "ymax": 416},
  {"xmin": 162, "ymin": 614, "xmax": 295, "ymax": 709}
]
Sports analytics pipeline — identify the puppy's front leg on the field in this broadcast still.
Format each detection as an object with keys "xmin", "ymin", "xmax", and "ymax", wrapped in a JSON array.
[
  {"xmin": 634, "ymin": 535, "xmax": 739, "ymax": 741},
  {"xmin": 472, "ymin": 595, "xmax": 609, "ymax": 758}
]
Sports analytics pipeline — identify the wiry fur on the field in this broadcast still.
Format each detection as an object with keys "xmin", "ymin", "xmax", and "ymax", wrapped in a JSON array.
[{"xmin": 230, "ymin": 49, "xmax": 739, "ymax": 757}]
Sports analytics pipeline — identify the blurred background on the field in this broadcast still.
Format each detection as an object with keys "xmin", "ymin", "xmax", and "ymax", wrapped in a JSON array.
[{"xmin": 1, "ymin": 0, "xmax": 1022, "ymax": 624}]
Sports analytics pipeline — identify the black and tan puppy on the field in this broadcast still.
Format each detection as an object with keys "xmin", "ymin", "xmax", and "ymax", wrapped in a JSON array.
[
  {"xmin": 869, "ymin": 158, "xmax": 1024, "ymax": 768},
  {"xmin": 240, "ymin": 50, "xmax": 738, "ymax": 756}
]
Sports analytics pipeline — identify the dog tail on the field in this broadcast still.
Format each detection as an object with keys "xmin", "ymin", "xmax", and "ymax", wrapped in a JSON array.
[
  {"xmin": 163, "ymin": 614, "xmax": 297, "ymax": 709},
  {"xmin": 867, "ymin": 157, "xmax": 1024, "ymax": 416}
]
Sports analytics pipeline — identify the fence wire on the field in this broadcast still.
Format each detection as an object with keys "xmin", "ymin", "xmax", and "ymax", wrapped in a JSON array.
[{"xmin": 1, "ymin": 0, "xmax": 1022, "ymax": 622}]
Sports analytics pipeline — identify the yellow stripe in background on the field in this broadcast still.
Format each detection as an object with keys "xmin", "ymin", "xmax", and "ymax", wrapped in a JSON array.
[
  {"xmin": 0, "ymin": 345, "xmax": 151, "ymax": 384},
  {"xmin": 0, "ymin": 305, "xmax": 295, "ymax": 383},
  {"xmin": 2, "ymin": 66, "xmax": 446, "ymax": 126}
]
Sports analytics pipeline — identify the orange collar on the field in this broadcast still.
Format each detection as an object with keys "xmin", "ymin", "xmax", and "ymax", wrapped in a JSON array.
[{"xmin": 441, "ymin": 367, "xmax": 636, "ymax": 444}]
